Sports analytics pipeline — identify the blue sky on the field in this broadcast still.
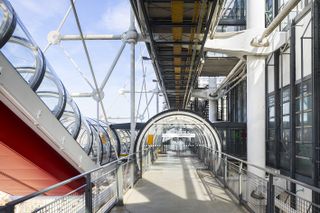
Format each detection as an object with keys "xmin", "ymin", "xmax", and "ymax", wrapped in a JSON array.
[{"xmin": 9, "ymin": 0, "xmax": 163, "ymax": 122}]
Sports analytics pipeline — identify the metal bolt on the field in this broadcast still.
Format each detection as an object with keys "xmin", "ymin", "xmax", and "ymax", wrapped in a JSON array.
[{"xmin": 36, "ymin": 109, "xmax": 43, "ymax": 118}]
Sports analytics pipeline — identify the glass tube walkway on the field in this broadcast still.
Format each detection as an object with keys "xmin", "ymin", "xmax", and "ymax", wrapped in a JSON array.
[{"xmin": 111, "ymin": 150, "xmax": 244, "ymax": 213}]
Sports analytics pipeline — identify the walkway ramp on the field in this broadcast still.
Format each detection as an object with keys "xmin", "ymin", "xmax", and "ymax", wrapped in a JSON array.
[{"xmin": 112, "ymin": 152, "xmax": 244, "ymax": 213}]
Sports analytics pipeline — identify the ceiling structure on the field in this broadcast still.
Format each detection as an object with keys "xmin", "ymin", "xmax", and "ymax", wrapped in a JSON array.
[
  {"xmin": 130, "ymin": 0, "xmax": 222, "ymax": 109},
  {"xmin": 200, "ymin": 56, "xmax": 239, "ymax": 76}
]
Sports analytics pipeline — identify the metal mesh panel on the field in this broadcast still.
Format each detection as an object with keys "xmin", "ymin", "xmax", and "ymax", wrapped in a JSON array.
[
  {"xmin": 242, "ymin": 171, "xmax": 267, "ymax": 213},
  {"xmin": 2, "ymin": 149, "xmax": 155, "ymax": 213},
  {"xmin": 274, "ymin": 185, "xmax": 320, "ymax": 213},
  {"xmin": 29, "ymin": 187, "xmax": 86, "ymax": 213},
  {"xmin": 226, "ymin": 161, "xmax": 240, "ymax": 197},
  {"xmin": 195, "ymin": 145, "xmax": 320, "ymax": 213},
  {"xmin": 92, "ymin": 169, "xmax": 117, "ymax": 212},
  {"xmin": 122, "ymin": 161, "xmax": 134, "ymax": 193}
]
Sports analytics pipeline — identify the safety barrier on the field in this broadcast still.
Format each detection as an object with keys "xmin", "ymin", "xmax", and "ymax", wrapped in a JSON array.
[
  {"xmin": 196, "ymin": 145, "xmax": 320, "ymax": 213},
  {"xmin": 0, "ymin": 149, "xmax": 155, "ymax": 213}
]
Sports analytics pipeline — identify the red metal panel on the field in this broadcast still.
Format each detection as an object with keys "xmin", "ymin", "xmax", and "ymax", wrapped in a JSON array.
[{"xmin": 0, "ymin": 101, "xmax": 83, "ymax": 196}]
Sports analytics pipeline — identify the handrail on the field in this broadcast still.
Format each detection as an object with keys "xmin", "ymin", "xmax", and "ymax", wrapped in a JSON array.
[
  {"xmin": 3, "ymin": 150, "xmax": 148, "ymax": 208},
  {"xmin": 200, "ymin": 145, "xmax": 320, "ymax": 194}
]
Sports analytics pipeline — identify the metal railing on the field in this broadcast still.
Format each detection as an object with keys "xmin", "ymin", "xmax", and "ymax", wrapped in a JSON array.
[
  {"xmin": 0, "ymin": 149, "xmax": 155, "ymax": 213},
  {"xmin": 196, "ymin": 145, "xmax": 320, "ymax": 213}
]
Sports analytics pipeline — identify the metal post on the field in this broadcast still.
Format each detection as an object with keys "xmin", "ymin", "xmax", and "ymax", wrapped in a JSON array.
[
  {"xmin": 85, "ymin": 174, "xmax": 93, "ymax": 213},
  {"xmin": 139, "ymin": 151, "xmax": 143, "ymax": 178},
  {"xmin": 238, "ymin": 162, "xmax": 243, "ymax": 204},
  {"xmin": 148, "ymin": 149, "xmax": 151, "ymax": 168},
  {"xmin": 129, "ymin": 9, "xmax": 137, "ymax": 155},
  {"xmin": 224, "ymin": 155, "xmax": 228, "ymax": 188},
  {"xmin": 156, "ymin": 90, "xmax": 159, "ymax": 114},
  {"xmin": 212, "ymin": 148, "xmax": 216, "ymax": 173},
  {"xmin": 130, "ymin": 42, "xmax": 136, "ymax": 149},
  {"xmin": 247, "ymin": 0, "xmax": 266, "ymax": 178},
  {"xmin": 116, "ymin": 162, "xmax": 124, "ymax": 206},
  {"xmin": 312, "ymin": 0, "xmax": 320, "ymax": 207},
  {"xmin": 267, "ymin": 174, "xmax": 275, "ymax": 213},
  {"xmin": 130, "ymin": 159, "xmax": 135, "ymax": 188}
]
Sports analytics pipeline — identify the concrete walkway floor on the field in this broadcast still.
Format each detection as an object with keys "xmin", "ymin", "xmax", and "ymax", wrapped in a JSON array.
[{"xmin": 111, "ymin": 151, "xmax": 245, "ymax": 213}]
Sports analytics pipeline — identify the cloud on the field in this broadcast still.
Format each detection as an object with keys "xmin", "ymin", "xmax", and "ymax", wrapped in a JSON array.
[
  {"xmin": 99, "ymin": 1, "xmax": 131, "ymax": 33},
  {"xmin": 15, "ymin": 0, "xmax": 67, "ymax": 19},
  {"xmin": 9, "ymin": 0, "xmax": 68, "ymax": 46}
]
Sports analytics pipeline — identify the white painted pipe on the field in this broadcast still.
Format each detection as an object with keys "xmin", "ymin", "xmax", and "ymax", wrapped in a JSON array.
[
  {"xmin": 211, "ymin": 59, "xmax": 245, "ymax": 97},
  {"xmin": 261, "ymin": 0, "xmax": 301, "ymax": 39},
  {"xmin": 60, "ymin": 34, "xmax": 122, "ymax": 40}
]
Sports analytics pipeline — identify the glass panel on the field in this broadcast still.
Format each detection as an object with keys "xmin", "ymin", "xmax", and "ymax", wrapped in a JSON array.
[
  {"xmin": 296, "ymin": 128, "xmax": 302, "ymax": 142},
  {"xmin": 2, "ymin": 41, "xmax": 38, "ymax": 82},
  {"xmin": 1, "ymin": 18, "xmax": 44, "ymax": 89},
  {"xmin": 59, "ymin": 97, "xmax": 81, "ymax": 138},
  {"xmin": 0, "ymin": 3, "xmax": 15, "ymax": 44},
  {"xmin": 295, "ymin": 98, "xmax": 301, "ymax": 112},
  {"xmin": 77, "ymin": 120, "xmax": 93, "ymax": 154},
  {"xmin": 269, "ymin": 118, "xmax": 275, "ymax": 128},
  {"xmin": 295, "ymin": 84, "xmax": 301, "ymax": 97},
  {"xmin": 0, "ymin": 5, "xmax": 5, "ymax": 35},
  {"xmin": 295, "ymin": 34, "xmax": 302, "ymax": 82},
  {"xmin": 282, "ymin": 115, "xmax": 290, "ymax": 128},
  {"xmin": 295, "ymin": 114, "xmax": 301, "ymax": 126},
  {"xmin": 295, "ymin": 157, "xmax": 312, "ymax": 177},
  {"xmin": 36, "ymin": 66, "xmax": 66, "ymax": 117},
  {"xmin": 268, "ymin": 65, "xmax": 275, "ymax": 92},
  {"xmin": 282, "ymin": 53, "xmax": 290, "ymax": 86},
  {"xmin": 280, "ymin": 154, "xmax": 290, "ymax": 170},
  {"xmin": 302, "ymin": 38, "xmax": 312, "ymax": 77},
  {"xmin": 269, "ymin": 106, "xmax": 275, "ymax": 118},
  {"xmin": 282, "ymin": 129, "xmax": 290, "ymax": 142},
  {"xmin": 269, "ymin": 129, "xmax": 275, "ymax": 141},
  {"xmin": 296, "ymin": 143, "xmax": 312, "ymax": 157},
  {"xmin": 303, "ymin": 127, "xmax": 312, "ymax": 141},
  {"xmin": 282, "ymin": 88, "xmax": 290, "ymax": 102},
  {"xmin": 302, "ymin": 80, "xmax": 312, "ymax": 96},
  {"xmin": 268, "ymin": 95, "xmax": 275, "ymax": 105},
  {"xmin": 303, "ymin": 112, "xmax": 312, "ymax": 125},
  {"xmin": 303, "ymin": 95, "xmax": 312, "ymax": 110},
  {"xmin": 267, "ymin": 151, "xmax": 276, "ymax": 166},
  {"xmin": 283, "ymin": 102, "xmax": 290, "ymax": 115}
]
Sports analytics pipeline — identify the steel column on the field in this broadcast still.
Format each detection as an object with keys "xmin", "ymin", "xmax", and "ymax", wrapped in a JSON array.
[
  {"xmin": 312, "ymin": 0, "xmax": 320, "ymax": 206},
  {"xmin": 129, "ymin": 10, "xmax": 137, "ymax": 154},
  {"xmin": 289, "ymin": 19, "xmax": 297, "ymax": 209},
  {"xmin": 85, "ymin": 174, "xmax": 93, "ymax": 213},
  {"xmin": 246, "ymin": 0, "xmax": 266, "ymax": 178}
]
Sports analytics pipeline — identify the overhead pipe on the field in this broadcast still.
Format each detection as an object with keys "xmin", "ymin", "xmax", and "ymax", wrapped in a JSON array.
[
  {"xmin": 220, "ymin": 73, "xmax": 247, "ymax": 97},
  {"xmin": 252, "ymin": 0, "xmax": 301, "ymax": 46},
  {"xmin": 60, "ymin": 34, "xmax": 123, "ymax": 41},
  {"xmin": 212, "ymin": 59, "xmax": 245, "ymax": 93}
]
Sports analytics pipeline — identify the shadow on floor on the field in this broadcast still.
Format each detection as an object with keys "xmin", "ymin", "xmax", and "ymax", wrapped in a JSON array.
[{"xmin": 111, "ymin": 153, "xmax": 245, "ymax": 213}]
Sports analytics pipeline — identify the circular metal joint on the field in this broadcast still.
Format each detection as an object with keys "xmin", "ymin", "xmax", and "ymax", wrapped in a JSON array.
[
  {"xmin": 92, "ymin": 89, "xmax": 104, "ymax": 101},
  {"xmin": 250, "ymin": 36, "xmax": 269, "ymax": 47},
  {"xmin": 47, "ymin": 31, "xmax": 61, "ymax": 45},
  {"xmin": 123, "ymin": 30, "xmax": 138, "ymax": 44}
]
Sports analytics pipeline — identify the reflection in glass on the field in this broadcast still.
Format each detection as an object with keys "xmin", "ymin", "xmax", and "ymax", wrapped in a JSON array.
[
  {"xmin": 59, "ymin": 96, "xmax": 81, "ymax": 138},
  {"xmin": 36, "ymin": 64, "xmax": 66, "ymax": 117},
  {"xmin": 77, "ymin": 119, "xmax": 92, "ymax": 154}
]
